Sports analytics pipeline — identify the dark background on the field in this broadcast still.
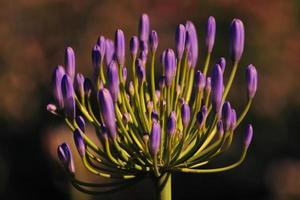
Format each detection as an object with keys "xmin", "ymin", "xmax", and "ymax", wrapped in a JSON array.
[{"xmin": 0, "ymin": 0, "xmax": 300, "ymax": 199}]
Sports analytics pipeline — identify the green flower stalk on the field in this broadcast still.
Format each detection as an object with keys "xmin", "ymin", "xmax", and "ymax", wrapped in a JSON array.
[{"xmin": 47, "ymin": 14, "xmax": 258, "ymax": 200}]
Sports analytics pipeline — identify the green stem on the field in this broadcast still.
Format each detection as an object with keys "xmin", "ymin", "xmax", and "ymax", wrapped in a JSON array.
[{"xmin": 157, "ymin": 173, "xmax": 172, "ymax": 200}]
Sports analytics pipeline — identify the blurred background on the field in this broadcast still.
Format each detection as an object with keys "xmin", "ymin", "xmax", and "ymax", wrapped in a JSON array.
[{"xmin": 0, "ymin": 0, "xmax": 300, "ymax": 199}]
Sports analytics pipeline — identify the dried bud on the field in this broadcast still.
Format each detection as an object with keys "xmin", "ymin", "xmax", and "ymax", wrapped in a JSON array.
[
  {"xmin": 246, "ymin": 64, "xmax": 258, "ymax": 99},
  {"xmin": 150, "ymin": 121, "xmax": 161, "ymax": 155},
  {"xmin": 65, "ymin": 47, "xmax": 75, "ymax": 82},
  {"xmin": 230, "ymin": 19, "xmax": 245, "ymax": 62},
  {"xmin": 175, "ymin": 24, "xmax": 186, "ymax": 60},
  {"xmin": 47, "ymin": 104, "xmax": 57, "ymax": 114},
  {"xmin": 107, "ymin": 61, "xmax": 120, "ymax": 103},
  {"xmin": 205, "ymin": 16, "xmax": 216, "ymax": 53},
  {"xmin": 73, "ymin": 129, "xmax": 86, "ymax": 157},
  {"xmin": 98, "ymin": 88, "xmax": 117, "ymax": 140}
]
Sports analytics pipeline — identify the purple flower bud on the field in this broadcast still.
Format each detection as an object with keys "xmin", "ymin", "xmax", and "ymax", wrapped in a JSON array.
[
  {"xmin": 47, "ymin": 104, "xmax": 57, "ymax": 114},
  {"xmin": 139, "ymin": 50, "xmax": 148, "ymax": 65},
  {"xmin": 205, "ymin": 77, "xmax": 211, "ymax": 95},
  {"xmin": 230, "ymin": 109, "xmax": 237, "ymax": 131},
  {"xmin": 149, "ymin": 30, "xmax": 158, "ymax": 52},
  {"xmin": 122, "ymin": 66, "xmax": 127, "ymax": 84},
  {"xmin": 196, "ymin": 108, "xmax": 207, "ymax": 129},
  {"xmin": 136, "ymin": 59, "xmax": 146, "ymax": 83},
  {"xmin": 75, "ymin": 73, "xmax": 85, "ymax": 99},
  {"xmin": 155, "ymin": 90, "xmax": 161, "ymax": 100},
  {"xmin": 61, "ymin": 74, "xmax": 75, "ymax": 119},
  {"xmin": 115, "ymin": 29, "xmax": 125, "ymax": 66},
  {"xmin": 107, "ymin": 61, "xmax": 120, "ymax": 103},
  {"xmin": 175, "ymin": 24, "xmax": 186, "ymax": 60},
  {"xmin": 150, "ymin": 121, "xmax": 161, "ymax": 155},
  {"xmin": 218, "ymin": 57, "xmax": 226, "ymax": 73},
  {"xmin": 222, "ymin": 101, "xmax": 232, "ymax": 132},
  {"xmin": 217, "ymin": 120, "xmax": 224, "ymax": 138},
  {"xmin": 164, "ymin": 49, "xmax": 176, "ymax": 87},
  {"xmin": 130, "ymin": 36, "xmax": 139, "ymax": 58},
  {"xmin": 98, "ymin": 88, "xmax": 117, "ymax": 140},
  {"xmin": 181, "ymin": 103, "xmax": 190, "ymax": 128},
  {"xmin": 230, "ymin": 19, "xmax": 245, "ymax": 62},
  {"xmin": 211, "ymin": 64, "xmax": 223, "ymax": 116},
  {"xmin": 76, "ymin": 115, "xmax": 85, "ymax": 132},
  {"xmin": 73, "ymin": 129, "xmax": 86, "ymax": 157},
  {"xmin": 159, "ymin": 76, "xmax": 166, "ymax": 90},
  {"xmin": 195, "ymin": 70, "xmax": 206, "ymax": 91},
  {"xmin": 246, "ymin": 64, "xmax": 258, "ymax": 99},
  {"xmin": 52, "ymin": 66, "xmax": 65, "ymax": 108},
  {"xmin": 65, "ymin": 47, "xmax": 75, "ymax": 82},
  {"xmin": 167, "ymin": 111, "xmax": 177, "ymax": 136},
  {"xmin": 185, "ymin": 21, "xmax": 198, "ymax": 68},
  {"xmin": 139, "ymin": 13, "xmax": 150, "ymax": 43},
  {"xmin": 205, "ymin": 16, "xmax": 216, "ymax": 53},
  {"xmin": 96, "ymin": 36, "xmax": 106, "ymax": 61},
  {"xmin": 105, "ymin": 39, "xmax": 115, "ymax": 66},
  {"xmin": 57, "ymin": 143, "xmax": 75, "ymax": 174},
  {"xmin": 84, "ymin": 78, "xmax": 93, "ymax": 95},
  {"xmin": 244, "ymin": 124, "xmax": 253, "ymax": 148},
  {"xmin": 151, "ymin": 111, "xmax": 159, "ymax": 122},
  {"xmin": 92, "ymin": 45, "xmax": 101, "ymax": 69}
]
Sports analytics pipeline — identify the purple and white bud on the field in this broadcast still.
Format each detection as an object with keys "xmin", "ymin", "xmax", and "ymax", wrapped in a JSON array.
[
  {"xmin": 73, "ymin": 129, "xmax": 86, "ymax": 157},
  {"xmin": 98, "ymin": 88, "xmax": 117, "ymax": 140},
  {"xmin": 159, "ymin": 76, "xmax": 166, "ymax": 90},
  {"xmin": 211, "ymin": 64, "xmax": 223, "ymax": 116},
  {"xmin": 105, "ymin": 39, "xmax": 115, "ymax": 66},
  {"xmin": 130, "ymin": 36, "xmax": 139, "ymax": 58},
  {"xmin": 149, "ymin": 30, "xmax": 158, "ymax": 52},
  {"xmin": 185, "ymin": 21, "xmax": 198, "ymax": 68},
  {"xmin": 222, "ymin": 101, "xmax": 232, "ymax": 132},
  {"xmin": 155, "ymin": 90, "xmax": 161, "ymax": 100},
  {"xmin": 61, "ymin": 74, "xmax": 75, "ymax": 119},
  {"xmin": 122, "ymin": 66, "xmax": 127, "ymax": 84},
  {"xmin": 217, "ymin": 120, "xmax": 224, "ymax": 138},
  {"xmin": 107, "ymin": 61, "xmax": 120, "ymax": 103},
  {"xmin": 75, "ymin": 73, "xmax": 85, "ymax": 99},
  {"xmin": 244, "ymin": 124, "xmax": 253, "ymax": 148},
  {"xmin": 57, "ymin": 143, "xmax": 75, "ymax": 174},
  {"xmin": 139, "ymin": 13, "xmax": 150, "ymax": 43},
  {"xmin": 147, "ymin": 101, "xmax": 154, "ymax": 113},
  {"xmin": 218, "ymin": 57, "xmax": 226, "ymax": 73},
  {"xmin": 150, "ymin": 121, "xmax": 161, "ymax": 155},
  {"xmin": 76, "ymin": 115, "xmax": 85, "ymax": 132},
  {"xmin": 230, "ymin": 19, "xmax": 245, "ymax": 62},
  {"xmin": 167, "ymin": 111, "xmax": 177, "ymax": 136},
  {"xmin": 129, "ymin": 81, "xmax": 134, "ymax": 96},
  {"xmin": 205, "ymin": 16, "xmax": 216, "ymax": 53},
  {"xmin": 204, "ymin": 77, "xmax": 211, "ymax": 95},
  {"xmin": 195, "ymin": 70, "xmax": 206, "ymax": 92},
  {"xmin": 139, "ymin": 50, "xmax": 148, "ymax": 65},
  {"xmin": 181, "ymin": 103, "xmax": 191, "ymax": 128},
  {"xmin": 164, "ymin": 49, "xmax": 176, "ymax": 87},
  {"xmin": 175, "ymin": 24, "xmax": 186, "ymax": 60},
  {"xmin": 65, "ymin": 47, "xmax": 75, "ymax": 82},
  {"xmin": 52, "ymin": 66, "xmax": 65, "ymax": 108},
  {"xmin": 246, "ymin": 64, "xmax": 258, "ymax": 99},
  {"xmin": 115, "ymin": 29, "xmax": 125, "ymax": 66},
  {"xmin": 47, "ymin": 104, "xmax": 57, "ymax": 114}
]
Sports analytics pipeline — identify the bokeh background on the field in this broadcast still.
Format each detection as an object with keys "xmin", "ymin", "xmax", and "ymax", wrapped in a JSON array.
[{"xmin": 0, "ymin": 0, "xmax": 300, "ymax": 199}]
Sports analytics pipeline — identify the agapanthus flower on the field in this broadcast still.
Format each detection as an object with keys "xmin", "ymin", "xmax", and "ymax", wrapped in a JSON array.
[{"xmin": 48, "ymin": 14, "xmax": 258, "ymax": 200}]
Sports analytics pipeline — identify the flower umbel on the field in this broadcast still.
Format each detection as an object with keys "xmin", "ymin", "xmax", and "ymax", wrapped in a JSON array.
[{"xmin": 48, "ymin": 14, "xmax": 258, "ymax": 198}]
